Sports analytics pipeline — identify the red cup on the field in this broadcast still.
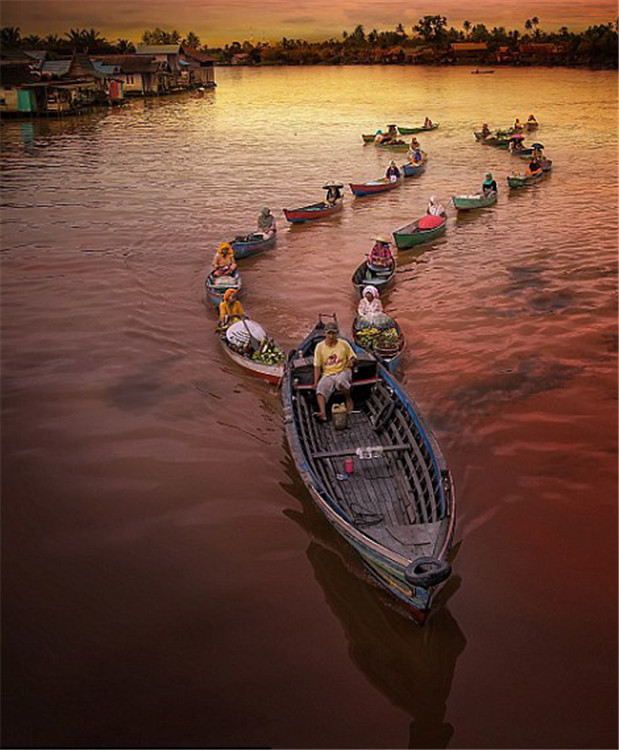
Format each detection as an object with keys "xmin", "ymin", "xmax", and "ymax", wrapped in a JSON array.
[{"xmin": 344, "ymin": 457, "xmax": 354, "ymax": 475}]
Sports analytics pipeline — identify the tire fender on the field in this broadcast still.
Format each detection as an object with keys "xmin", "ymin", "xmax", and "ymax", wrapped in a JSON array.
[{"xmin": 404, "ymin": 557, "xmax": 451, "ymax": 588}]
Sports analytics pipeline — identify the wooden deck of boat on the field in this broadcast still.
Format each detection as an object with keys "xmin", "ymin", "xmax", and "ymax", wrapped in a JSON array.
[{"xmin": 294, "ymin": 383, "xmax": 444, "ymax": 558}]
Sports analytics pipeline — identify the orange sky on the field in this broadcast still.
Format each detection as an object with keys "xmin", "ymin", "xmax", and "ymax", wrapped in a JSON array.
[{"xmin": 3, "ymin": 0, "xmax": 616, "ymax": 46}]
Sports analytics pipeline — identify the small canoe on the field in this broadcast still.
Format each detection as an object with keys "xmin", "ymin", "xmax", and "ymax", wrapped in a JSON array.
[
  {"xmin": 205, "ymin": 269, "xmax": 242, "ymax": 307},
  {"xmin": 362, "ymin": 134, "xmax": 376, "ymax": 143},
  {"xmin": 507, "ymin": 170, "xmax": 544, "ymax": 189},
  {"xmin": 525, "ymin": 121, "xmax": 539, "ymax": 131},
  {"xmin": 349, "ymin": 178, "xmax": 401, "ymax": 197},
  {"xmin": 229, "ymin": 231, "xmax": 275, "ymax": 259},
  {"xmin": 375, "ymin": 140, "xmax": 410, "ymax": 151},
  {"xmin": 219, "ymin": 320, "xmax": 284, "ymax": 385},
  {"xmin": 393, "ymin": 215, "xmax": 446, "ymax": 250},
  {"xmin": 402, "ymin": 159, "xmax": 426, "ymax": 177},
  {"xmin": 540, "ymin": 158, "xmax": 552, "ymax": 172},
  {"xmin": 471, "ymin": 69, "xmax": 495, "ymax": 74},
  {"xmin": 353, "ymin": 315, "xmax": 405, "ymax": 373},
  {"xmin": 452, "ymin": 191, "xmax": 497, "ymax": 211},
  {"xmin": 283, "ymin": 201, "xmax": 343, "ymax": 223},
  {"xmin": 398, "ymin": 124, "xmax": 439, "ymax": 134},
  {"xmin": 352, "ymin": 259, "xmax": 396, "ymax": 296},
  {"xmin": 282, "ymin": 317, "xmax": 456, "ymax": 622}
]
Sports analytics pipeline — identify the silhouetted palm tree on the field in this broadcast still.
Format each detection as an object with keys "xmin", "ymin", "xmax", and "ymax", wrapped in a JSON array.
[
  {"xmin": 21, "ymin": 34, "xmax": 44, "ymax": 48},
  {"xmin": 463, "ymin": 20, "xmax": 471, "ymax": 38},
  {"xmin": 1, "ymin": 26, "xmax": 21, "ymax": 47}
]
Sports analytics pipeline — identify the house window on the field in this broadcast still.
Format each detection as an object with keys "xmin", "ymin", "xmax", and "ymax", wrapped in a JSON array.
[{"xmin": 125, "ymin": 74, "xmax": 134, "ymax": 84}]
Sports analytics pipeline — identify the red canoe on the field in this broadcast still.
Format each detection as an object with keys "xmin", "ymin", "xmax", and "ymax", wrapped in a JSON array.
[
  {"xmin": 349, "ymin": 178, "xmax": 402, "ymax": 197},
  {"xmin": 283, "ymin": 201, "xmax": 343, "ymax": 223}
]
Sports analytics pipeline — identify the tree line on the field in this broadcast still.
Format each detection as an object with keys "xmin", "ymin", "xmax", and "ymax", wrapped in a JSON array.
[{"xmin": 1, "ymin": 17, "xmax": 617, "ymax": 68}]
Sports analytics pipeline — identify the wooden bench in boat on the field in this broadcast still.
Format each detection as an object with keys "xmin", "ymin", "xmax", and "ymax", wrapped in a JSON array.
[
  {"xmin": 311, "ymin": 444, "xmax": 410, "ymax": 459},
  {"xmin": 291, "ymin": 353, "xmax": 380, "ymax": 390},
  {"xmin": 294, "ymin": 377, "xmax": 380, "ymax": 391}
]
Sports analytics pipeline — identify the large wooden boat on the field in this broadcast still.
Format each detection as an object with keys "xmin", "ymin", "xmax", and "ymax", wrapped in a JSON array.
[
  {"xmin": 282, "ymin": 315, "xmax": 456, "ymax": 623},
  {"xmin": 451, "ymin": 191, "xmax": 497, "ymax": 211},
  {"xmin": 205, "ymin": 270, "xmax": 242, "ymax": 307},
  {"xmin": 229, "ymin": 231, "xmax": 276, "ymax": 259},
  {"xmin": 283, "ymin": 201, "xmax": 343, "ymax": 223},
  {"xmin": 352, "ymin": 259, "xmax": 396, "ymax": 296},
  {"xmin": 392, "ymin": 216, "xmax": 446, "ymax": 250},
  {"xmin": 349, "ymin": 178, "xmax": 401, "ymax": 197}
]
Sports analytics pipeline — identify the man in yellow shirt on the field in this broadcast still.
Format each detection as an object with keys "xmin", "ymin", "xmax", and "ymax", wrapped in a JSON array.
[{"xmin": 313, "ymin": 322, "xmax": 356, "ymax": 422}]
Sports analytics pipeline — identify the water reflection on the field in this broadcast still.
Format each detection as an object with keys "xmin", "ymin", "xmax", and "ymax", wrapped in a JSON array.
[{"xmin": 280, "ymin": 448, "xmax": 466, "ymax": 750}]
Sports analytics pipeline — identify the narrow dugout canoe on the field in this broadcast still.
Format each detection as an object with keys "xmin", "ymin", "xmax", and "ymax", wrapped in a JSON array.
[
  {"xmin": 349, "ymin": 178, "xmax": 401, "ymax": 197},
  {"xmin": 398, "ymin": 124, "xmax": 439, "ymax": 134},
  {"xmin": 205, "ymin": 269, "xmax": 243, "ymax": 307},
  {"xmin": 507, "ymin": 170, "xmax": 544, "ymax": 188},
  {"xmin": 229, "ymin": 231, "xmax": 276, "ymax": 259},
  {"xmin": 352, "ymin": 259, "xmax": 396, "ymax": 296},
  {"xmin": 283, "ymin": 201, "xmax": 343, "ymax": 223},
  {"xmin": 282, "ymin": 316, "xmax": 456, "ymax": 623},
  {"xmin": 392, "ymin": 216, "xmax": 446, "ymax": 250},
  {"xmin": 451, "ymin": 191, "xmax": 497, "ymax": 211}
]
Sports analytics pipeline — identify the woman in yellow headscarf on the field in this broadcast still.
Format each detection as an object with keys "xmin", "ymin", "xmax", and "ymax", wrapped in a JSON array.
[
  {"xmin": 212, "ymin": 242, "xmax": 237, "ymax": 277},
  {"xmin": 218, "ymin": 288, "xmax": 244, "ymax": 327}
]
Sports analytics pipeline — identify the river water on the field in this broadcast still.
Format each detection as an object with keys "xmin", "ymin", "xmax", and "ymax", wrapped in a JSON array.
[{"xmin": 1, "ymin": 66, "xmax": 617, "ymax": 749}]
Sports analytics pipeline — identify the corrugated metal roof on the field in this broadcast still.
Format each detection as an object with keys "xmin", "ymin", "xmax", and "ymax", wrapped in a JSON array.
[
  {"xmin": 42, "ymin": 60, "xmax": 71, "ymax": 76},
  {"xmin": 451, "ymin": 42, "xmax": 488, "ymax": 51},
  {"xmin": 136, "ymin": 45, "xmax": 181, "ymax": 55}
]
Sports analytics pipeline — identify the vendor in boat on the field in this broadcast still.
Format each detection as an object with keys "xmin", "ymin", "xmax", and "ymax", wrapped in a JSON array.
[
  {"xmin": 385, "ymin": 161, "xmax": 401, "ymax": 182},
  {"xmin": 257, "ymin": 207, "xmax": 276, "ymax": 237},
  {"xmin": 525, "ymin": 156, "xmax": 542, "ymax": 176},
  {"xmin": 427, "ymin": 195, "xmax": 446, "ymax": 218},
  {"xmin": 481, "ymin": 123, "xmax": 491, "ymax": 138},
  {"xmin": 368, "ymin": 236, "xmax": 394, "ymax": 268},
  {"xmin": 482, "ymin": 173, "xmax": 498, "ymax": 194},
  {"xmin": 408, "ymin": 146, "xmax": 424, "ymax": 164},
  {"xmin": 409, "ymin": 136, "xmax": 421, "ymax": 150},
  {"xmin": 513, "ymin": 117, "xmax": 523, "ymax": 132},
  {"xmin": 358, "ymin": 285, "xmax": 383, "ymax": 317},
  {"xmin": 527, "ymin": 113, "xmax": 538, "ymax": 126},
  {"xmin": 423, "ymin": 116, "xmax": 433, "ymax": 128},
  {"xmin": 212, "ymin": 242, "xmax": 238, "ymax": 277},
  {"xmin": 313, "ymin": 321, "xmax": 356, "ymax": 423},
  {"xmin": 509, "ymin": 137, "xmax": 525, "ymax": 152},
  {"xmin": 218, "ymin": 288, "xmax": 245, "ymax": 329},
  {"xmin": 325, "ymin": 183, "xmax": 343, "ymax": 206}
]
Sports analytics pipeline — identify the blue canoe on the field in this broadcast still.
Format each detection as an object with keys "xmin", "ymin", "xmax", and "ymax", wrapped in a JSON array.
[{"xmin": 229, "ymin": 231, "xmax": 276, "ymax": 259}]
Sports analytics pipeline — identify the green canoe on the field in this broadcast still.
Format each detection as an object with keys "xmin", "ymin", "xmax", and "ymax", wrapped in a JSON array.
[
  {"xmin": 398, "ymin": 124, "xmax": 439, "ymax": 135},
  {"xmin": 452, "ymin": 191, "xmax": 497, "ymax": 210},
  {"xmin": 507, "ymin": 171, "xmax": 544, "ymax": 189},
  {"xmin": 392, "ymin": 217, "xmax": 447, "ymax": 250}
]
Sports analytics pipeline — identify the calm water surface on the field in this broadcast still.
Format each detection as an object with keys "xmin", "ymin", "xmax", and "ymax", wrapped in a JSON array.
[{"xmin": 2, "ymin": 66, "xmax": 617, "ymax": 749}]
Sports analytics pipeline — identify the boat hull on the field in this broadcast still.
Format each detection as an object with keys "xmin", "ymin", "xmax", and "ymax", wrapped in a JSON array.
[
  {"xmin": 393, "ymin": 217, "xmax": 446, "ymax": 249},
  {"xmin": 352, "ymin": 260, "xmax": 396, "ymax": 295},
  {"xmin": 375, "ymin": 141, "xmax": 409, "ymax": 151},
  {"xmin": 353, "ymin": 317, "xmax": 405, "ymax": 373},
  {"xmin": 205, "ymin": 271, "xmax": 243, "ymax": 307},
  {"xmin": 283, "ymin": 201, "xmax": 343, "ymax": 223},
  {"xmin": 508, "ymin": 171, "xmax": 544, "ymax": 188},
  {"xmin": 452, "ymin": 191, "xmax": 497, "ymax": 211},
  {"xmin": 362, "ymin": 134, "xmax": 376, "ymax": 143},
  {"xmin": 349, "ymin": 178, "xmax": 401, "ymax": 196},
  {"xmin": 229, "ymin": 232, "xmax": 275, "ymax": 259},
  {"xmin": 398, "ymin": 124, "xmax": 439, "ymax": 134},
  {"xmin": 282, "ymin": 330, "xmax": 456, "ymax": 620},
  {"xmin": 402, "ymin": 161, "xmax": 426, "ymax": 177},
  {"xmin": 220, "ymin": 338, "xmax": 283, "ymax": 384}
]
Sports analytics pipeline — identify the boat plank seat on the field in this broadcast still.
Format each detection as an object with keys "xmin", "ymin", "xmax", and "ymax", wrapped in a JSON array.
[
  {"xmin": 312, "ymin": 444, "xmax": 410, "ymax": 459},
  {"xmin": 294, "ymin": 377, "xmax": 380, "ymax": 391}
]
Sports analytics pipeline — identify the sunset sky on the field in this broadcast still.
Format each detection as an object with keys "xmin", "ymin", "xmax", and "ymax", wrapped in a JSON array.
[{"xmin": 3, "ymin": 0, "xmax": 616, "ymax": 46}]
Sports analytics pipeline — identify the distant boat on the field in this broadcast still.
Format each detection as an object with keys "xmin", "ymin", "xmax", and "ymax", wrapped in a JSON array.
[
  {"xmin": 471, "ymin": 69, "xmax": 495, "ymax": 74},
  {"xmin": 452, "ymin": 191, "xmax": 497, "ymax": 211},
  {"xmin": 507, "ymin": 170, "xmax": 545, "ymax": 189},
  {"xmin": 393, "ymin": 215, "xmax": 446, "ymax": 250},
  {"xmin": 398, "ymin": 123, "xmax": 439, "ymax": 134},
  {"xmin": 283, "ymin": 201, "xmax": 343, "ymax": 223},
  {"xmin": 229, "ymin": 231, "xmax": 275, "ymax": 259}
]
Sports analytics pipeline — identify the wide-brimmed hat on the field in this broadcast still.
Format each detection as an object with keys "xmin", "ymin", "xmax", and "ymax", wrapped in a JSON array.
[
  {"xmin": 373, "ymin": 235, "xmax": 391, "ymax": 244},
  {"xmin": 324, "ymin": 322, "xmax": 338, "ymax": 333}
]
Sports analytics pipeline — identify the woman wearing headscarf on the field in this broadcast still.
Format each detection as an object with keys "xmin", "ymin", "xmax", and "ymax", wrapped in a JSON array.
[
  {"xmin": 257, "ymin": 207, "xmax": 276, "ymax": 237},
  {"xmin": 212, "ymin": 242, "xmax": 238, "ymax": 277},
  {"xmin": 357, "ymin": 286, "xmax": 383, "ymax": 317},
  {"xmin": 482, "ymin": 173, "xmax": 497, "ymax": 195},
  {"xmin": 218, "ymin": 288, "xmax": 245, "ymax": 328},
  {"xmin": 385, "ymin": 161, "xmax": 401, "ymax": 182},
  {"xmin": 427, "ymin": 196, "xmax": 446, "ymax": 218}
]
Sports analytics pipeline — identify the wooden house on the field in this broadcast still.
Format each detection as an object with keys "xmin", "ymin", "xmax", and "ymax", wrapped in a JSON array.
[
  {"xmin": 180, "ymin": 45, "xmax": 216, "ymax": 86},
  {"xmin": 518, "ymin": 43, "xmax": 562, "ymax": 63},
  {"xmin": 90, "ymin": 54, "xmax": 171, "ymax": 95},
  {"xmin": 450, "ymin": 42, "xmax": 489, "ymax": 62}
]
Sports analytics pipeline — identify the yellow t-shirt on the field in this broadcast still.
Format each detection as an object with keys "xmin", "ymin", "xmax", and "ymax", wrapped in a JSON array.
[{"xmin": 314, "ymin": 339, "xmax": 354, "ymax": 377}]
